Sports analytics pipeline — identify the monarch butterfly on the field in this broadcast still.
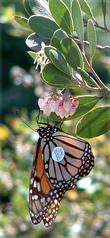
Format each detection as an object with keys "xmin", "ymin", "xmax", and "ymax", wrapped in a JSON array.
[{"xmin": 29, "ymin": 124, "xmax": 94, "ymax": 227}]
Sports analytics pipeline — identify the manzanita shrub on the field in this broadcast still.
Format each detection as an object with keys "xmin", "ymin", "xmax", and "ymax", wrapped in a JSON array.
[{"xmin": 15, "ymin": 0, "xmax": 110, "ymax": 138}]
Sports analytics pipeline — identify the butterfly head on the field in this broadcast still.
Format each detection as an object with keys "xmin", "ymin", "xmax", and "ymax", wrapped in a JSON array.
[{"xmin": 37, "ymin": 126, "xmax": 59, "ymax": 139}]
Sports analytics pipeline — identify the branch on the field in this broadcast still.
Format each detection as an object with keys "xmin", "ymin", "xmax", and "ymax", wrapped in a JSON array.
[
  {"xmin": 95, "ymin": 22, "xmax": 110, "ymax": 33},
  {"xmin": 83, "ymin": 54, "xmax": 110, "ymax": 94},
  {"xmin": 74, "ymin": 38, "xmax": 110, "ymax": 51},
  {"xmin": 72, "ymin": 75, "xmax": 103, "ymax": 93},
  {"xmin": 84, "ymin": 19, "xmax": 110, "ymax": 33}
]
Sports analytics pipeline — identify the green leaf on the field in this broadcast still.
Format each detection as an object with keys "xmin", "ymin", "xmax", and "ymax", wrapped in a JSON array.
[
  {"xmin": 96, "ymin": 28, "xmax": 110, "ymax": 47},
  {"xmin": 41, "ymin": 63, "xmax": 72, "ymax": 87},
  {"xmin": 79, "ymin": 0, "xmax": 95, "ymax": 20},
  {"xmin": 72, "ymin": 0, "xmax": 84, "ymax": 42},
  {"xmin": 50, "ymin": 95, "xmax": 100, "ymax": 121},
  {"xmin": 28, "ymin": 0, "xmax": 51, "ymax": 18},
  {"xmin": 27, "ymin": 51, "xmax": 36, "ymax": 60},
  {"xmin": 77, "ymin": 67, "xmax": 99, "ymax": 87},
  {"xmin": 61, "ymin": 37, "xmax": 84, "ymax": 70},
  {"xmin": 87, "ymin": 19, "xmax": 96, "ymax": 58},
  {"xmin": 76, "ymin": 107, "xmax": 110, "ymax": 138},
  {"xmin": 101, "ymin": 0, "xmax": 107, "ymax": 22},
  {"xmin": 49, "ymin": 49, "xmax": 72, "ymax": 75},
  {"xmin": 26, "ymin": 33, "xmax": 49, "ymax": 52},
  {"xmin": 71, "ymin": 95, "xmax": 101, "ymax": 120},
  {"xmin": 44, "ymin": 46, "xmax": 72, "ymax": 75},
  {"xmin": 50, "ymin": 29, "xmax": 67, "ymax": 50},
  {"xmin": 44, "ymin": 45, "xmax": 55, "ymax": 58},
  {"xmin": 14, "ymin": 16, "xmax": 28, "ymax": 27},
  {"xmin": 49, "ymin": 0, "xmax": 73, "ymax": 35},
  {"xmin": 23, "ymin": 0, "xmax": 33, "ymax": 16},
  {"xmin": 62, "ymin": 0, "xmax": 72, "ymax": 11},
  {"xmin": 29, "ymin": 15, "xmax": 58, "ymax": 39}
]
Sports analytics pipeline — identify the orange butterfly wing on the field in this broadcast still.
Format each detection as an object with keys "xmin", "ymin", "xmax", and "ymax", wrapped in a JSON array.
[
  {"xmin": 41, "ymin": 131, "xmax": 94, "ymax": 189},
  {"xmin": 29, "ymin": 139, "xmax": 67, "ymax": 227},
  {"xmin": 29, "ymin": 126, "xmax": 94, "ymax": 227}
]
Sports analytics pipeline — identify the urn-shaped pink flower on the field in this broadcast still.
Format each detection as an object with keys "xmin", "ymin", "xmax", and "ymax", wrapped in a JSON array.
[{"xmin": 38, "ymin": 92, "xmax": 79, "ymax": 119}]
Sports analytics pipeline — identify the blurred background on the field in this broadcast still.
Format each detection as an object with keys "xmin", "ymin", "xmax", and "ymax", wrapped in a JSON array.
[{"xmin": 1, "ymin": 1, "xmax": 110, "ymax": 237}]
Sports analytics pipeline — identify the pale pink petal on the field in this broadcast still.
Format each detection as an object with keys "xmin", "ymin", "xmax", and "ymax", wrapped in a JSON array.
[
  {"xmin": 59, "ymin": 110, "xmax": 66, "ymax": 119},
  {"xmin": 64, "ymin": 112, "xmax": 70, "ymax": 118},
  {"xmin": 50, "ymin": 99, "xmax": 59, "ymax": 112},
  {"xmin": 69, "ymin": 107, "xmax": 76, "ymax": 116},
  {"xmin": 43, "ymin": 104, "xmax": 51, "ymax": 116},
  {"xmin": 63, "ymin": 100, "xmax": 72, "ymax": 113},
  {"xmin": 44, "ymin": 96, "xmax": 51, "ymax": 104},
  {"xmin": 38, "ymin": 98, "xmax": 45, "ymax": 110},
  {"xmin": 56, "ymin": 106, "xmax": 66, "ymax": 118},
  {"xmin": 58, "ymin": 98, "xmax": 63, "ymax": 107},
  {"xmin": 38, "ymin": 95, "xmax": 79, "ymax": 119}
]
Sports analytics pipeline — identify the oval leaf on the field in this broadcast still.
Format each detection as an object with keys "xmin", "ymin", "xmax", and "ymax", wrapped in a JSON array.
[
  {"xmin": 27, "ymin": 51, "xmax": 36, "ymax": 60},
  {"xmin": 49, "ymin": 0, "xmax": 73, "ymax": 35},
  {"xmin": 26, "ymin": 33, "xmax": 48, "ymax": 51},
  {"xmin": 44, "ymin": 45, "xmax": 55, "ymax": 58},
  {"xmin": 77, "ymin": 67, "xmax": 99, "ymax": 87},
  {"xmin": 79, "ymin": 0, "xmax": 95, "ymax": 20},
  {"xmin": 72, "ymin": 0, "xmax": 84, "ymax": 42},
  {"xmin": 29, "ymin": 15, "xmax": 58, "ymax": 39},
  {"xmin": 44, "ymin": 46, "xmax": 72, "ymax": 75},
  {"xmin": 61, "ymin": 37, "xmax": 84, "ymax": 70},
  {"xmin": 14, "ymin": 16, "xmax": 28, "ymax": 27},
  {"xmin": 28, "ymin": 0, "xmax": 51, "ymax": 18},
  {"xmin": 50, "ymin": 49, "xmax": 72, "ymax": 75},
  {"xmin": 76, "ymin": 107, "xmax": 110, "ymax": 138},
  {"xmin": 87, "ymin": 19, "xmax": 96, "ymax": 58},
  {"xmin": 41, "ymin": 63, "xmax": 72, "ymax": 87},
  {"xmin": 62, "ymin": 0, "xmax": 72, "ymax": 11},
  {"xmin": 50, "ymin": 29, "xmax": 67, "ymax": 50},
  {"xmin": 101, "ymin": 0, "xmax": 107, "ymax": 21},
  {"xmin": 23, "ymin": 0, "xmax": 33, "ymax": 16},
  {"xmin": 96, "ymin": 28, "xmax": 110, "ymax": 47},
  {"xmin": 50, "ymin": 95, "xmax": 100, "ymax": 121}
]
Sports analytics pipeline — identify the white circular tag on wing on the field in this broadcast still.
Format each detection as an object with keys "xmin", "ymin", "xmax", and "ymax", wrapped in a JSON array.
[{"xmin": 52, "ymin": 147, "xmax": 65, "ymax": 162}]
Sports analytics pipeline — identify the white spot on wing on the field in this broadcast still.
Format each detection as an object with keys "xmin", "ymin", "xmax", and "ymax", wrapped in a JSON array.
[
  {"xmin": 31, "ymin": 178, "xmax": 34, "ymax": 184},
  {"xmin": 34, "ymin": 181, "xmax": 37, "ymax": 188},
  {"xmin": 34, "ymin": 195, "xmax": 38, "ymax": 200},
  {"xmin": 37, "ymin": 183, "xmax": 40, "ymax": 191}
]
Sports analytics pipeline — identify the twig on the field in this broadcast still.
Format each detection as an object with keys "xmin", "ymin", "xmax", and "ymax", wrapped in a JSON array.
[
  {"xmin": 83, "ymin": 54, "xmax": 110, "ymax": 93},
  {"xmin": 74, "ymin": 38, "xmax": 110, "ymax": 51},
  {"xmin": 72, "ymin": 75, "xmax": 103, "ymax": 93},
  {"xmin": 95, "ymin": 22, "xmax": 110, "ymax": 32},
  {"xmin": 84, "ymin": 21, "xmax": 110, "ymax": 33}
]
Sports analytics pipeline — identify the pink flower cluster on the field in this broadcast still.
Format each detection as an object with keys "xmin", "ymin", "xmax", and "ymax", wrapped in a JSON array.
[{"xmin": 38, "ymin": 94, "xmax": 79, "ymax": 119}]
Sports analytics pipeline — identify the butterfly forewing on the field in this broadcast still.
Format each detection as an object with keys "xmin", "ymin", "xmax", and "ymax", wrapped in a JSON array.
[{"xmin": 41, "ymin": 130, "xmax": 94, "ymax": 189}]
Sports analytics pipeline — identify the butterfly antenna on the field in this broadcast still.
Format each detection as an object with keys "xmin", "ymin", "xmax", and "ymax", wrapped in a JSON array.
[
  {"xmin": 16, "ymin": 110, "xmax": 36, "ymax": 132},
  {"xmin": 36, "ymin": 110, "xmax": 40, "ymax": 126}
]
